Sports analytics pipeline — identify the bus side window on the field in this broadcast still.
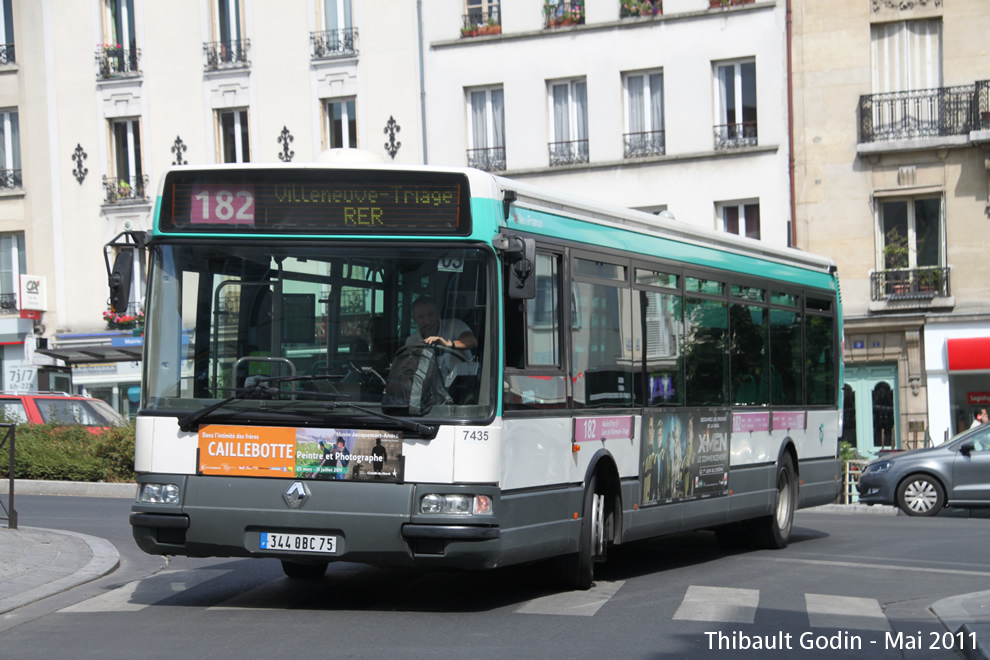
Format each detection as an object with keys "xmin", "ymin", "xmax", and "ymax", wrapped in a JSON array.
[{"xmin": 504, "ymin": 252, "xmax": 567, "ymax": 410}]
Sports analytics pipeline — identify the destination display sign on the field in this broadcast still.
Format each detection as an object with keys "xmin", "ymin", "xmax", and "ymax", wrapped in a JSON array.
[{"xmin": 160, "ymin": 169, "xmax": 470, "ymax": 235}]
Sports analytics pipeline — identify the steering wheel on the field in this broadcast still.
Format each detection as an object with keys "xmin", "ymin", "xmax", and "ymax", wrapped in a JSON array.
[{"xmin": 417, "ymin": 341, "xmax": 470, "ymax": 363}]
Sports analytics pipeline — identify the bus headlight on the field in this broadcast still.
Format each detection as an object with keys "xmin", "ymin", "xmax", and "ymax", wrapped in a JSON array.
[
  {"xmin": 419, "ymin": 494, "xmax": 493, "ymax": 516},
  {"xmin": 139, "ymin": 483, "xmax": 180, "ymax": 504}
]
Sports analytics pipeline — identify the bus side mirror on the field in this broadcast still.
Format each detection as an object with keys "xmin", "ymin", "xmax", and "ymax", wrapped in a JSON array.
[
  {"xmin": 505, "ymin": 236, "xmax": 536, "ymax": 300},
  {"xmin": 108, "ymin": 249, "xmax": 134, "ymax": 314}
]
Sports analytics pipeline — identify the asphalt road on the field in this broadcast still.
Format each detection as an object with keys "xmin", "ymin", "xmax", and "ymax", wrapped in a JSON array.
[{"xmin": 2, "ymin": 496, "xmax": 988, "ymax": 659}]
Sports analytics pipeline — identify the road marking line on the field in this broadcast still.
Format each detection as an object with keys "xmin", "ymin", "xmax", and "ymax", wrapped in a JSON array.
[
  {"xmin": 805, "ymin": 593, "xmax": 890, "ymax": 631},
  {"xmin": 673, "ymin": 586, "xmax": 759, "ymax": 623},
  {"xmin": 756, "ymin": 556, "xmax": 990, "ymax": 578},
  {"xmin": 58, "ymin": 569, "xmax": 226, "ymax": 613},
  {"xmin": 515, "ymin": 580, "xmax": 625, "ymax": 616}
]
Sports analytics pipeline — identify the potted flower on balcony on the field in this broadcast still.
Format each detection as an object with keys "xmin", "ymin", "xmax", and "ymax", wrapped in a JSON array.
[
  {"xmin": 883, "ymin": 227, "xmax": 910, "ymax": 295},
  {"xmin": 478, "ymin": 17, "xmax": 502, "ymax": 35},
  {"xmin": 103, "ymin": 310, "xmax": 145, "ymax": 331},
  {"xmin": 460, "ymin": 25, "xmax": 478, "ymax": 37}
]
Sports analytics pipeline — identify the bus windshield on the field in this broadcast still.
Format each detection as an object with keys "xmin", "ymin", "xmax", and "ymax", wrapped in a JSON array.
[{"xmin": 143, "ymin": 242, "xmax": 494, "ymax": 423}]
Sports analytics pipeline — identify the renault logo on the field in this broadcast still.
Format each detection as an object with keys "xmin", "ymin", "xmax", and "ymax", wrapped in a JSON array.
[{"xmin": 284, "ymin": 481, "xmax": 309, "ymax": 509}]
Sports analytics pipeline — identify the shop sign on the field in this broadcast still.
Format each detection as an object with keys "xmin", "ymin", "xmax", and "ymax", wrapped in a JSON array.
[{"xmin": 967, "ymin": 392, "xmax": 990, "ymax": 405}]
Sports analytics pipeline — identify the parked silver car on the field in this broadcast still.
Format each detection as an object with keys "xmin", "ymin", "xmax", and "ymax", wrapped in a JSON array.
[{"xmin": 857, "ymin": 425, "xmax": 990, "ymax": 516}]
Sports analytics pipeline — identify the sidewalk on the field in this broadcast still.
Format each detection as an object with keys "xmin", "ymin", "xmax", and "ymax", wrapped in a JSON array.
[{"xmin": 0, "ymin": 481, "xmax": 987, "ymax": 659}]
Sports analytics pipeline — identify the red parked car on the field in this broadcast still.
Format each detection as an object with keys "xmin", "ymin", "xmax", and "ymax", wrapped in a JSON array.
[{"xmin": 0, "ymin": 391, "xmax": 125, "ymax": 428}]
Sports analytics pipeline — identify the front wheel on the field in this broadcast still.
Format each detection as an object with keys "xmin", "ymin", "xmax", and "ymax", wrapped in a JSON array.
[
  {"xmin": 751, "ymin": 454, "xmax": 796, "ymax": 549},
  {"xmin": 896, "ymin": 474, "xmax": 944, "ymax": 516},
  {"xmin": 553, "ymin": 473, "xmax": 607, "ymax": 590}
]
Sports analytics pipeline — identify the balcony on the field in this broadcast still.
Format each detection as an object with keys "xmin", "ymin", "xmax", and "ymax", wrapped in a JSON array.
[
  {"xmin": 467, "ymin": 146, "xmax": 506, "ymax": 172},
  {"xmin": 714, "ymin": 122, "xmax": 757, "ymax": 150},
  {"xmin": 311, "ymin": 29, "xmax": 358, "ymax": 58},
  {"xmin": 544, "ymin": 1, "xmax": 584, "ymax": 29},
  {"xmin": 0, "ymin": 43, "xmax": 14, "ymax": 65},
  {"xmin": 96, "ymin": 46, "xmax": 140, "ymax": 80},
  {"xmin": 624, "ymin": 130, "xmax": 665, "ymax": 158},
  {"xmin": 620, "ymin": 1, "xmax": 661, "ymax": 18},
  {"xmin": 102, "ymin": 175, "xmax": 149, "ymax": 205},
  {"xmin": 858, "ymin": 82, "xmax": 989, "ymax": 144},
  {"xmin": 870, "ymin": 266, "xmax": 951, "ymax": 302},
  {"xmin": 462, "ymin": 9, "xmax": 501, "ymax": 37},
  {"xmin": 204, "ymin": 39, "xmax": 250, "ymax": 70},
  {"xmin": 0, "ymin": 293, "xmax": 16, "ymax": 314},
  {"xmin": 0, "ymin": 169, "xmax": 22, "ymax": 190},
  {"xmin": 549, "ymin": 139, "xmax": 589, "ymax": 166}
]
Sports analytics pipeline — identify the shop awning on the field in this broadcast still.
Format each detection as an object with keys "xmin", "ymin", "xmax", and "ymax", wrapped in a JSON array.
[
  {"xmin": 36, "ymin": 345, "xmax": 143, "ymax": 365},
  {"xmin": 946, "ymin": 337, "xmax": 990, "ymax": 371}
]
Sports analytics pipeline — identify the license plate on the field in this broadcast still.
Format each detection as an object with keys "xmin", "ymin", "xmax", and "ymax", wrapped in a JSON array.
[{"xmin": 260, "ymin": 532, "xmax": 337, "ymax": 554}]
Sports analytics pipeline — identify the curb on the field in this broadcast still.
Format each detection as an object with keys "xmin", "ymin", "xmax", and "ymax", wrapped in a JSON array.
[
  {"xmin": 931, "ymin": 591, "xmax": 990, "ymax": 660},
  {"xmin": 0, "ymin": 526, "xmax": 120, "ymax": 615},
  {"xmin": 0, "ymin": 479, "xmax": 136, "ymax": 499}
]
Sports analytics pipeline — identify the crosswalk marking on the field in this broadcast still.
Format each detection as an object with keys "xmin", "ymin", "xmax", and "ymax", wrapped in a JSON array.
[
  {"xmin": 515, "ymin": 580, "xmax": 625, "ymax": 617},
  {"xmin": 58, "ymin": 569, "xmax": 227, "ymax": 613},
  {"xmin": 805, "ymin": 593, "xmax": 890, "ymax": 631},
  {"xmin": 673, "ymin": 586, "xmax": 760, "ymax": 624}
]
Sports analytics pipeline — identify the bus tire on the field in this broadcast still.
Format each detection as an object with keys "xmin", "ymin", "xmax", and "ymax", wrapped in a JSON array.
[
  {"xmin": 281, "ymin": 560, "xmax": 328, "ymax": 579},
  {"xmin": 751, "ymin": 453, "xmax": 796, "ymax": 549},
  {"xmin": 554, "ymin": 473, "xmax": 606, "ymax": 590}
]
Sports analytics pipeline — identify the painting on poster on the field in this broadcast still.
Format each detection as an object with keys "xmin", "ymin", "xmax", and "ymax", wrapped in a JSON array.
[{"xmin": 640, "ymin": 409, "xmax": 730, "ymax": 507}]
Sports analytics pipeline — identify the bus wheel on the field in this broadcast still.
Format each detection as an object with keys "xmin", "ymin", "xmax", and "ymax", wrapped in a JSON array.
[
  {"xmin": 751, "ymin": 454, "xmax": 796, "ymax": 549},
  {"xmin": 554, "ymin": 473, "xmax": 606, "ymax": 590},
  {"xmin": 281, "ymin": 560, "xmax": 328, "ymax": 579}
]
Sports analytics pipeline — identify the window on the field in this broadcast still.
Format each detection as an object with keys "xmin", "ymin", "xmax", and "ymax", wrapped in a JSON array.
[
  {"xmin": 805, "ymin": 306, "xmax": 835, "ymax": 406},
  {"xmin": 730, "ymin": 303, "xmax": 768, "ymax": 405},
  {"xmin": 572, "ymin": 280, "xmax": 632, "ymax": 407},
  {"xmin": 549, "ymin": 79, "xmax": 588, "ymax": 165},
  {"xmin": 467, "ymin": 86, "xmax": 505, "ymax": 171},
  {"xmin": 871, "ymin": 20, "xmax": 941, "ymax": 94},
  {"xmin": 714, "ymin": 60, "xmax": 757, "ymax": 149},
  {"xmin": 1, "ymin": 0, "xmax": 14, "ymax": 65},
  {"xmin": 0, "ymin": 232, "xmax": 24, "ymax": 298},
  {"xmin": 683, "ymin": 297, "xmax": 728, "ymax": 406},
  {"xmin": 314, "ymin": 0, "xmax": 356, "ymax": 57},
  {"xmin": 99, "ymin": 0, "xmax": 138, "ymax": 77},
  {"xmin": 107, "ymin": 118, "xmax": 144, "ymax": 202},
  {"xmin": 878, "ymin": 197, "xmax": 942, "ymax": 270},
  {"xmin": 718, "ymin": 201, "xmax": 760, "ymax": 240},
  {"xmin": 0, "ymin": 109, "xmax": 21, "ymax": 189},
  {"xmin": 769, "ymin": 295, "xmax": 801, "ymax": 405},
  {"xmin": 464, "ymin": 0, "xmax": 500, "ymax": 33},
  {"xmin": 326, "ymin": 99, "xmax": 357, "ymax": 149},
  {"xmin": 207, "ymin": 0, "xmax": 249, "ymax": 67},
  {"xmin": 623, "ymin": 71, "xmax": 664, "ymax": 158},
  {"xmin": 218, "ymin": 109, "xmax": 250, "ymax": 163},
  {"xmin": 322, "ymin": 0, "xmax": 352, "ymax": 32}
]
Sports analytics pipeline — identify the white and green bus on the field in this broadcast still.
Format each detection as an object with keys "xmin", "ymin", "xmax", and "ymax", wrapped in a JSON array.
[{"xmin": 121, "ymin": 153, "xmax": 842, "ymax": 588}]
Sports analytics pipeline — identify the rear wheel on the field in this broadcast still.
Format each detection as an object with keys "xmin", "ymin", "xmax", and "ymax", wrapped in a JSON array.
[
  {"xmin": 280, "ymin": 560, "xmax": 328, "ymax": 579},
  {"xmin": 554, "ymin": 473, "xmax": 607, "ymax": 590},
  {"xmin": 751, "ymin": 454, "xmax": 796, "ymax": 549},
  {"xmin": 896, "ymin": 474, "xmax": 944, "ymax": 516}
]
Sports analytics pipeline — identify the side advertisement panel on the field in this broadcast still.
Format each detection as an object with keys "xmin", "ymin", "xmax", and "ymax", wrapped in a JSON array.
[{"xmin": 640, "ymin": 409, "xmax": 730, "ymax": 507}]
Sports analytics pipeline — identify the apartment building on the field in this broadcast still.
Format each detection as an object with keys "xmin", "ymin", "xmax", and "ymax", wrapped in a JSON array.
[
  {"xmin": 422, "ymin": 0, "xmax": 791, "ymax": 247},
  {"xmin": 792, "ymin": 0, "xmax": 990, "ymax": 455},
  {"xmin": 0, "ymin": 0, "xmax": 424, "ymax": 415}
]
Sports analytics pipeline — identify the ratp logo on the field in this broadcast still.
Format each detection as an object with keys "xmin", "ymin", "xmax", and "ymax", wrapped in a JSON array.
[{"xmin": 819, "ymin": 424, "xmax": 824, "ymax": 445}]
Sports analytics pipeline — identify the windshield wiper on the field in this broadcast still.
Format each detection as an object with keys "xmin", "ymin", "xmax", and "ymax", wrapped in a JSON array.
[{"xmin": 177, "ymin": 375, "xmax": 437, "ymax": 437}]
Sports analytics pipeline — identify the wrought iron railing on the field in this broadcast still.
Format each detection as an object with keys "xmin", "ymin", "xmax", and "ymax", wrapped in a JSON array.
[
  {"xmin": 311, "ymin": 29, "xmax": 357, "ymax": 58},
  {"xmin": 467, "ymin": 146, "xmax": 506, "ymax": 172},
  {"xmin": 462, "ymin": 10, "xmax": 502, "ymax": 37},
  {"xmin": 0, "ymin": 169, "xmax": 22, "ymax": 189},
  {"xmin": 624, "ymin": 130, "xmax": 665, "ymax": 158},
  {"xmin": 548, "ymin": 139, "xmax": 589, "ymax": 166},
  {"xmin": 977, "ymin": 80, "xmax": 990, "ymax": 131},
  {"xmin": 870, "ymin": 266, "xmax": 951, "ymax": 301},
  {"xmin": 0, "ymin": 43, "xmax": 14, "ymax": 65},
  {"xmin": 713, "ymin": 122, "xmax": 757, "ymax": 150},
  {"xmin": 0, "ymin": 292, "xmax": 17, "ymax": 313},
  {"xmin": 96, "ymin": 46, "xmax": 140, "ymax": 79},
  {"xmin": 544, "ymin": 1, "xmax": 584, "ymax": 28},
  {"xmin": 858, "ymin": 84, "xmax": 980, "ymax": 143},
  {"xmin": 102, "ymin": 174, "xmax": 149, "ymax": 205},
  {"xmin": 204, "ymin": 39, "xmax": 251, "ymax": 70}
]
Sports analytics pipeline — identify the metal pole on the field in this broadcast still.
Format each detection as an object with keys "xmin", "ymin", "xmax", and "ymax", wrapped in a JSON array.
[{"xmin": 1, "ymin": 424, "xmax": 16, "ymax": 529}]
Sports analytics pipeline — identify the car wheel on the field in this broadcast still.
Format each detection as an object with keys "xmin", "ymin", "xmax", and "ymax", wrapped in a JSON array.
[{"xmin": 896, "ymin": 474, "xmax": 945, "ymax": 517}]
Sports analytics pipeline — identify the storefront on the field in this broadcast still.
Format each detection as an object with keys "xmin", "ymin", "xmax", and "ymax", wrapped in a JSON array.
[{"xmin": 924, "ymin": 318, "xmax": 990, "ymax": 444}]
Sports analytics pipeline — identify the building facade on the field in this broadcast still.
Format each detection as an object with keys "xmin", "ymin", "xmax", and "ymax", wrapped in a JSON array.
[{"xmin": 792, "ymin": 0, "xmax": 990, "ymax": 456}]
